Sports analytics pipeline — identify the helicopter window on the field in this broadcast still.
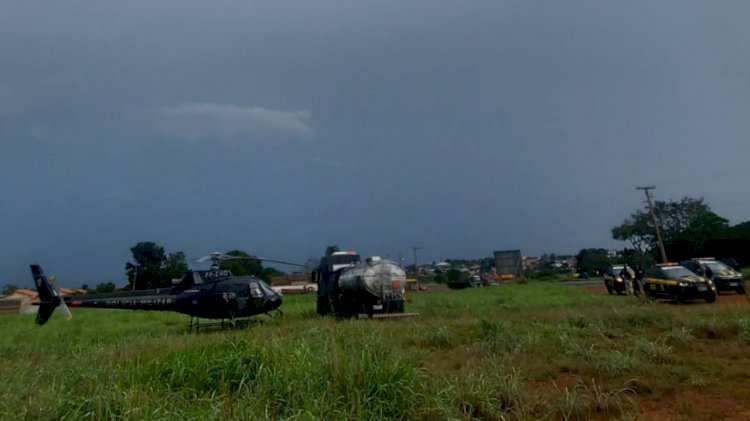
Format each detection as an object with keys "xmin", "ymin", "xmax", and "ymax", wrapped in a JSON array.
[
  {"xmin": 259, "ymin": 282, "xmax": 277, "ymax": 297},
  {"xmin": 249, "ymin": 284, "xmax": 263, "ymax": 298},
  {"xmin": 190, "ymin": 272, "xmax": 204, "ymax": 284}
]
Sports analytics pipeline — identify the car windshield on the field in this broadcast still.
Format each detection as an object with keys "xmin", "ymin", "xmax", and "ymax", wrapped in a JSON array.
[
  {"xmin": 704, "ymin": 261, "xmax": 731, "ymax": 272},
  {"xmin": 663, "ymin": 267, "xmax": 696, "ymax": 278}
]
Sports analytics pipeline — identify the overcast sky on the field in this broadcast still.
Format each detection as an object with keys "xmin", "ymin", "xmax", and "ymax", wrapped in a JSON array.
[{"xmin": 2, "ymin": 1, "xmax": 749, "ymax": 287}]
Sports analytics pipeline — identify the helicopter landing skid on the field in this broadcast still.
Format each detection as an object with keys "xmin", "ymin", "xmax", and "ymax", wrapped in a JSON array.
[{"xmin": 187, "ymin": 316, "xmax": 262, "ymax": 333}]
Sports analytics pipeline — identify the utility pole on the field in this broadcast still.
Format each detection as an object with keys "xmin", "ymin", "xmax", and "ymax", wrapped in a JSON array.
[
  {"xmin": 412, "ymin": 247, "xmax": 421, "ymax": 278},
  {"xmin": 131, "ymin": 263, "xmax": 139, "ymax": 291},
  {"xmin": 636, "ymin": 186, "xmax": 668, "ymax": 263}
]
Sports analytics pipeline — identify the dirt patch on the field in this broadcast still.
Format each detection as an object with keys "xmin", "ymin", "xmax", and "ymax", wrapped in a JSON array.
[
  {"xmin": 580, "ymin": 283, "xmax": 608, "ymax": 295},
  {"xmin": 640, "ymin": 389, "xmax": 750, "ymax": 420},
  {"xmin": 711, "ymin": 291, "xmax": 750, "ymax": 307}
]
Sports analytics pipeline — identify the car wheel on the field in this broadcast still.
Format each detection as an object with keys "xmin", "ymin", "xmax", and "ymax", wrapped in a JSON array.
[
  {"xmin": 736, "ymin": 286, "xmax": 745, "ymax": 295},
  {"xmin": 705, "ymin": 290, "xmax": 717, "ymax": 303},
  {"xmin": 670, "ymin": 294, "xmax": 681, "ymax": 304},
  {"xmin": 606, "ymin": 285, "xmax": 613, "ymax": 295}
]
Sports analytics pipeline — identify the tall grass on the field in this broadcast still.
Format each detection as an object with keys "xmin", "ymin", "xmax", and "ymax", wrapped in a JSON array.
[{"xmin": 1, "ymin": 282, "xmax": 750, "ymax": 419}]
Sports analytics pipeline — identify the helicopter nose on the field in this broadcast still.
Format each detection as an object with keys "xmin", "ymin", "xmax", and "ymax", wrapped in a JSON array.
[
  {"xmin": 259, "ymin": 282, "xmax": 282, "ymax": 309},
  {"xmin": 267, "ymin": 293, "xmax": 282, "ymax": 311}
]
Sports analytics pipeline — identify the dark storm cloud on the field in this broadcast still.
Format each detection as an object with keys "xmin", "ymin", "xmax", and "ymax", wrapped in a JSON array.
[{"xmin": 1, "ymin": 0, "xmax": 749, "ymax": 286}]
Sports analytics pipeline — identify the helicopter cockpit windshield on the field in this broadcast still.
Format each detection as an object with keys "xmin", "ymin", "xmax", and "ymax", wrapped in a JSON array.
[
  {"xmin": 258, "ymin": 281, "xmax": 279, "ymax": 298},
  {"xmin": 249, "ymin": 283, "xmax": 263, "ymax": 298}
]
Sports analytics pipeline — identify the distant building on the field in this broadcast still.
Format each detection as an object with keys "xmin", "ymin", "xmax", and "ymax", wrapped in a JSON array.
[
  {"xmin": 434, "ymin": 261, "xmax": 451, "ymax": 271},
  {"xmin": 522, "ymin": 256, "xmax": 542, "ymax": 270},
  {"xmin": 494, "ymin": 250, "xmax": 523, "ymax": 278},
  {"xmin": 0, "ymin": 287, "xmax": 86, "ymax": 315},
  {"xmin": 1, "ymin": 289, "xmax": 38, "ymax": 315},
  {"xmin": 59, "ymin": 287, "xmax": 87, "ymax": 295},
  {"xmin": 0, "ymin": 299, "xmax": 22, "ymax": 315}
]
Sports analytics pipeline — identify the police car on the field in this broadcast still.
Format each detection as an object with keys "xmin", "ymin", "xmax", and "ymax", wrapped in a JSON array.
[
  {"xmin": 681, "ymin": 258, "xmax": 745, "ymax": 295},
  {"xmin": 643, "ymin": 263, "xmax": 717, "ymax": 303}
]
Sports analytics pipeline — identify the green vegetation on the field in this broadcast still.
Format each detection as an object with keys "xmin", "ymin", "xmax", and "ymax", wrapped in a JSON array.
[
  {"xmin": 2, "ymin": 283, "xmax": 750, "ymax": 419},
  {"xmin": 1, "ymin": 284, "xmax": 19, "ymax": 296},
  {"xmin": 93, "ymin": 282, "xmax": 117, "ymax": 294},
  {"xmin": 219, "ymin": 250, "xmax": 263, "ymax": 278},
  {"xmin": 126, "ymin": 242, "xmax": 189, "ymax": 290},
  {"xmin": 611, "ymin": 195, "xmax": 750, "ymax": 267}
]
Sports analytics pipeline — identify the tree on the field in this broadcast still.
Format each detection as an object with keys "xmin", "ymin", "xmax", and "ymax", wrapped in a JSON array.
[
  {"xmin": 611, "ymin": 217, "xmax": 651, "ymax": 252},
  {"xmin": 654, "ymin": 197, "xmax": 713, "ymax": 242},
  {"xmin": 612, "ymin": 196, "xmax": 711, "ymax": 254},
  {"xmin": 261, "ymin": 267, "xmax": 286, "ymax": 282},
  {"xmin": 575, "ymin": 248, "xmax": 612, "ymax": 276},
  {"xmin": 722, "ymin": 221, "xmax": 750, "ymax": 266},
  {"xmin": 163, "ymin": 252, "xmax": 189, "ymax": 282},
  {"xmin": 125, "ymin": 242, "xmax": 188, "ymax": 289},
  {"xmin": 126, "ymin": 241, "xmax": 166, "ymax": 290},
  {"xmin": 94, "ymin": 282, "xmax": 117, "ymax": 294},
  {"xmin": 2, "ymin": 284, "xmax": 19, "ymax": 296},
  {"xmin": 666, "ymin": 211, "xmax": 731, "ymax": 261},
  {"xmin": 619, "ymin": 249, "xmax": 654, "ymax": 269},
  {"xmin": 325, "ymin": 245, "xmax": 340, "ymax": 256},
  {"xmin": 676, "ymin": 211, "xmax": 729, "ymax": 248},
  {"xmin": 219, "ymin": 250, "xmax": 262, "ymax": 277}
]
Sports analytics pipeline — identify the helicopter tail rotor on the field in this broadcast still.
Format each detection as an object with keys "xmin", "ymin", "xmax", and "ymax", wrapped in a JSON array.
[{"xmin": 49, "ymin": 275, "xmax": 73, "ymax": 320}]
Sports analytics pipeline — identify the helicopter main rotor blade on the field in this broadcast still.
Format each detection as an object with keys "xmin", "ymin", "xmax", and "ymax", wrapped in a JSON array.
[
  {"xmin": 255, "ymin": 257, "xmax": 307, "ymax": 268},
  {"xmin": 194, "ymin": 252, "xmax": 229, "ymax": 263}
]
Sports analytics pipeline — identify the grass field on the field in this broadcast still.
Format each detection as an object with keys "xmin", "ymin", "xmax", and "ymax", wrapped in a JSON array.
[{"xmin": 2, "ymin": 283, "xmax": 750, "ymax": 420}]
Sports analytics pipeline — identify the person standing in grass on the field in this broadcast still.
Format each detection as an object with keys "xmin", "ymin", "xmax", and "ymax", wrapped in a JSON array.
[
  {"xmin": 633, "ymin": 264, "xmax": 645, "ymax": 296},
  {"xmin": 620, "ymin": 265, "xmax": 634, "ymax": 295}
]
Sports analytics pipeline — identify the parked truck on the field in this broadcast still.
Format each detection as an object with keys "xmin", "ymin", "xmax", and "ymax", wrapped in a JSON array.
[{"xmin": 314, "ymin": 251, "xmax": 417, "ymax": 318}]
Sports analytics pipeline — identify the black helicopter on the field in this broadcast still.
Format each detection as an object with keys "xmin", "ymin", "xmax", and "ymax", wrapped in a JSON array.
[{"xmin": 31, "ymin": 252, "xmax": 304, "ymax": 328}]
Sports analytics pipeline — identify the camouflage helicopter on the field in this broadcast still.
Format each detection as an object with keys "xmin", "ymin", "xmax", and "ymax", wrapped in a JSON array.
[{"xmin": 31, "ymin": 252, "xmax": 304, "ymax": 329}]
